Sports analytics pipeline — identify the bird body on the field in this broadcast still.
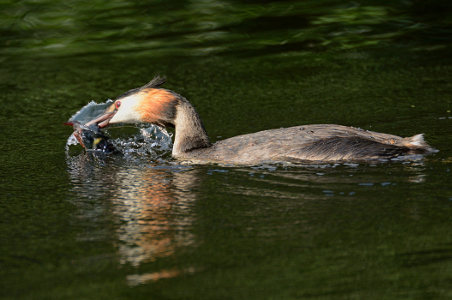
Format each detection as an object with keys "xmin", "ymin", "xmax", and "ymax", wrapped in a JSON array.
[
  {"xmin": 86, "ymin": 77, "xmax": 435, "ymax": 165},
  {"xmin": 174, "ymin": 124, "xmax": 432, "ymax": 165}
]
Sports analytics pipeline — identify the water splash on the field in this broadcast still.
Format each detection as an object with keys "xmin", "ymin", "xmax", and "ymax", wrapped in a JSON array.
[
  {"xmin": 68, "ymin": 100, "xmax": 114, "ymax": 124},
  {"xmin": 66, "ymin": 124, "xmax": 173, "ymax": 161},
  {"xmin": 110, "ymin": 125, "xmax": 173, "ymax": 159},
  {"xmin": 66, "ymin": 99, "xmax": 174, "ymax": 161}
]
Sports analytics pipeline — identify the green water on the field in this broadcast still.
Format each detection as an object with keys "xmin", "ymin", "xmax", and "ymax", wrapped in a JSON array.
[{"xmin": 1, "ymin": 1, "xmax": 452, "ymax": 299}]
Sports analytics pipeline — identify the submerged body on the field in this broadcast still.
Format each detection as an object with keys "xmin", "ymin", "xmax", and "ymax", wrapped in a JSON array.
[{"xmin": 86, "ymin": 77, "xmax": 435, "ymax": 165}]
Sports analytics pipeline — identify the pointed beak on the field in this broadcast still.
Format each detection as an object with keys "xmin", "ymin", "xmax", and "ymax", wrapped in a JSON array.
[
  {"xmin": 86, "ymin": 111, "xmax": 115, "ymax": 128},
  {"xmin": 86, "ymin": 103, "xmax": 117, "ymax": 128}
]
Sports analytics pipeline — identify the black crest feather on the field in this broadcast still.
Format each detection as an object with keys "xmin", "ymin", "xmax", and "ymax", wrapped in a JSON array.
[
  {"xmin": 115, "ymin": 76, "xmax": 166, "ymax": 100},
  {"xmin": 141, "ymin": 76, "xmax": 166, "ymax": 89}
]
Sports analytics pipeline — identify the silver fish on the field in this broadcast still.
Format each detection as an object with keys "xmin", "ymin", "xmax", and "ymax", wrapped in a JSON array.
[{"xmin": 66, "ymin": 100, "xmax": 117, "ymax": 154}]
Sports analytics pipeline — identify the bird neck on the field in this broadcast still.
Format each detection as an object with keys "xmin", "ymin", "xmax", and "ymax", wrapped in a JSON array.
[{"xmin": 172, "ymin": 100, "xmax": 210, "ymax": 157}]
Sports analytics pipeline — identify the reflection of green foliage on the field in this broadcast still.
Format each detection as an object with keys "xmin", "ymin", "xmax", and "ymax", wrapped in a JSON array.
[
  {"xmin": 311, "ymin": 6, "xmax": 388, "ymax": 49},
  {"xmin": 313, "ymin": 6, "xmax": 388, "ymax": 25},
  {"xmin": 0, "ymin": 0, "xmax": 450, "ymax": 57}
]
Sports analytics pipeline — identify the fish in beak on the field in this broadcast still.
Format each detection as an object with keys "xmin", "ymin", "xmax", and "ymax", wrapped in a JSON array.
[{"xmin": 65, "ymin": 121, "xmax": 117, "ymax": 154}]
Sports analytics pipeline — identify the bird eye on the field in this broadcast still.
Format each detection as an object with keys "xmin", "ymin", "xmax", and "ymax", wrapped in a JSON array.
[{"xmin": 115, "ymin": 101, "xmax": 121, "ymax": 109}]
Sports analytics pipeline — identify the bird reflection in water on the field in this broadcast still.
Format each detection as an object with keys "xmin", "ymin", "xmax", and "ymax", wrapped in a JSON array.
[
  {"xmin": 66, "ymin": 154, "xmax": 199, "ymax": 267},
  {"xmin": 112, "ymin": 166, "xmax": 197, "ymax": 266}
]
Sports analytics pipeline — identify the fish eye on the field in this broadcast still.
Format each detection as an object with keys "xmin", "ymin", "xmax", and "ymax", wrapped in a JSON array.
[{"xmin": 115, "ymin": 101, "xmax": 121, "ymax": 109}]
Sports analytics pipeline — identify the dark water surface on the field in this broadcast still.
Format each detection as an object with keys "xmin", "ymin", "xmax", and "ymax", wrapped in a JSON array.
[{"xmin": 1, "ymin": 0, "xmax": 452, "ymax": 299}]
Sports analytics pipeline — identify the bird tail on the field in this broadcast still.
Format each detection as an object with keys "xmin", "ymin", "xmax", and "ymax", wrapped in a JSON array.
[{"xmin": 402, "ymin": 134, "xmax": 437, "ymax": 153}]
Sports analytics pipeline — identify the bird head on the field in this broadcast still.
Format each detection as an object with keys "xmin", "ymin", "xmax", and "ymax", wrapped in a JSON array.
[{"xmin": 87, "ymin": 77, "xmax": 177, "ymax": 128}]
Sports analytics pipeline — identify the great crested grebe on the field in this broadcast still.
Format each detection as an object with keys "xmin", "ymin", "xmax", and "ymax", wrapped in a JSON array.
[{"xmin": 86, "ymin": 77, "xmax": 435, "ymax": 165}]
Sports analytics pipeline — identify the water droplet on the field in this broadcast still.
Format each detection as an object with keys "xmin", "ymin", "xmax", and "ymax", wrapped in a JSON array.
[{"xmin": 323, "ymin": 190, "xmax": 334, "ymax": 196}]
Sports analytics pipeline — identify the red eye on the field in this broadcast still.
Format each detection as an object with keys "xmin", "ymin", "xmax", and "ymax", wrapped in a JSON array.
[{"xmin": 115, "ymin": 101, "xmax": 121, "ymax": 109}]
